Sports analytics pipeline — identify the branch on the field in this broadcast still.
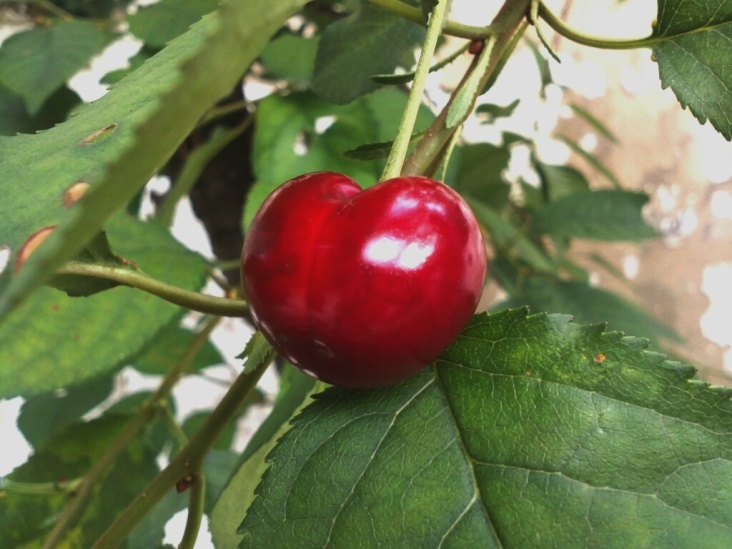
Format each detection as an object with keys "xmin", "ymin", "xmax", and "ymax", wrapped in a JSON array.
[{"xmin": 92, "ymin": 356, "xmax": 270, "ymax": 547}]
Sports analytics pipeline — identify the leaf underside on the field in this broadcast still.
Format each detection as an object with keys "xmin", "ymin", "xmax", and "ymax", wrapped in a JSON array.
[{"xmin": 238, "ymin": 309, "xmax": 732, "ymax": 548}]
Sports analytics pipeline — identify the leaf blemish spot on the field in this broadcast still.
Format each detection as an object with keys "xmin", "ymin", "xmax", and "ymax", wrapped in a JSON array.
[
  {"xmin": 80, "ymin": 123, "xmax": 118, "ymax": 145},
  {"xmin": 63, "ymin": 180, "xmax": 90, "ymax": 206},
  {"xmin": 14, "ymin": 226, "xmax": 55, "ymax": 274},
  {"xmin": 594, "ymin": 353, "xmax": 606, "ymax": 363}
]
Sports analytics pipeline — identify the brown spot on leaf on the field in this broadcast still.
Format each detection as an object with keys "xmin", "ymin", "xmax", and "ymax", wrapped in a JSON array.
[
  {"xmin": 80, "ymin": 123, "xmax": 117, "ymax": 145},
  {"xmin": 63, "ymin": 180, "xmax": 90, "ymax": 206},
  {"xmin": 15, "ymin": 226, "xmax": 55, "ymax": 273}
]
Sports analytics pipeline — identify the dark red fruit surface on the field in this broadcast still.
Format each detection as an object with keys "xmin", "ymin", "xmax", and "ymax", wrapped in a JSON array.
[{"xmin": 241, "ymin": 172, "xmax": 486, "ymax": 388}]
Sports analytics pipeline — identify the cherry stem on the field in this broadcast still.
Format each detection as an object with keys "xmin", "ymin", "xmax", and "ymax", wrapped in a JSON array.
[
  {"xmin": 41, "ymin": 317, "xmax": 221, "ymax": 549},
  {"xmin": 92, "ymin": 355, "xmax": 270, "ymax": 548},
  {"xmin": 402, "ymin": 0, "xmax": 531, "ymax": 177},
  {"xmin": 380, "ymin": 0, "xmax": 449, "ymax": 181},
  {"xmin": 55, "ymin": 261, "xmax": 250, "ymax": 317},
  {"xmin": 536, "ymin": 1, "xmax": 658, "ymax": 50},
  {"xmin": 367, "ymin": 0, "xmax": 492, "ymax": 40}
]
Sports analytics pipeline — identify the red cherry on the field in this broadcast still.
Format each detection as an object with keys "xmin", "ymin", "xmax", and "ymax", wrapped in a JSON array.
[{"xmin": 241, "ymin": 172, "xmax": 486, "ymax": 388}]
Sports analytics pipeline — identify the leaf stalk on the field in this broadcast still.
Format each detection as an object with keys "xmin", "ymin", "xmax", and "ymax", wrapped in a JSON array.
[{"xmin": 55, "ymin": 261, "xmax": 250, "ymax": 318}]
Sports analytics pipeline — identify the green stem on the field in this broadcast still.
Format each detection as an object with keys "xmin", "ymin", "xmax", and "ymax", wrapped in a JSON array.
[
  {"xmin": 402, "ymin": 1, "xmax": 531, "ymax": 177},
  {"xmin": 197, "ymin": 100, "xmax": 248, "ymax": 127},
  {"xmin": 56, "ymin": 261, "xmax": 249, "ymax": 318},
  {"xmin": 41, "ymin": 317, "xmax": 221, "ymax": 549},
  {"xmin": 92, "ymin": 360, "xmax": 268, "ymax": 548},
  {"xmin": 0, "ymin": 478, "xmax": 81, "ymax": 496},
  {"xmin": 537, "ymin": 1, "xmax": 658, "ymax": 50},
  {"xmin": 380, "ymin": 0, "xmax": 449, "ymax": 181},
  {"xmin": 178, "ymin": 470, "xmax": 206, "ymax": 549},
  {"xmin": 367, "ymin": 0, "xmax": 491, "ymax": 40}
]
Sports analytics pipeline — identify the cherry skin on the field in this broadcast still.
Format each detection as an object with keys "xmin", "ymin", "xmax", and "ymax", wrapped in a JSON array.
[{"xmin": 241, "ymin": 172, "xmax": 486, "ymax": 388}]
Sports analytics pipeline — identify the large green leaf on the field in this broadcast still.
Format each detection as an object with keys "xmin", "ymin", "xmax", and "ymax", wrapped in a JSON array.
[
  {"xmin": 652, "ymin": 0, "xmax": 732, "ymax": 140},
  {"xmin": 532, "ymin": 189, "xmax": 657, "ymax": 241},
  {"xmin": 312, "ymin": 1, "xmax": 425, "ymax": 103},
  {"xmin": 238, "ymin": 309, "xmax": 732, "ymax": 547},
  {"xmin": 0, "ymin": 20, "xmax": 110, "ymax": 114},
  {"xmin": 0, "ymin": 0, "xmax": 308, "ymax": 323},
  {"xmin": 0, "ymin": 215, "xmax": 208, "ymax": 399}
]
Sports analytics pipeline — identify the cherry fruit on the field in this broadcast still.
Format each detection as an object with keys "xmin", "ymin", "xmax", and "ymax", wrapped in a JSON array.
[{"xmin": 241, "ymin": 172, "xmax": 486, "ymax": 388}]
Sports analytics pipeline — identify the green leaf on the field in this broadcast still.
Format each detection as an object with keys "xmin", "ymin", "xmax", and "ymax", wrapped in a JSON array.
[
  {"xmin": 0, "ymin": 414, "xmax": 162, "ymax": 547},
  {"xmin": 236, "ymin": 363, "xmax": 317, "ymax": 469},
  {"xmin": 468, "ymin": 199, "xmax": 556, "ymax": 274},
  {"xmin": 651, "ymin": 1, "xmax": 732, "ymax": 140},
  {"xmin": 132, "ymin": 324, "xmax": 225, "ymax": 375},
  {"xmin": 532, "ymin": 189, "xmax": 657, "ymax": 241},
  {"xmin": 203, "ymin": 449, "xmax": 242, "ymax": 513},
  {"xmin": 49, "ymin": 231, "xmax": 130, "ymax": 297},
  {"xmin": 238, "ymin": 309, "xmax": 732, "ymax": 547},
  {"xmin": 238, "ymin": 331, "xmax": 277, "ymax": 374},
  {"xmin": 526, "ymin": 39, "xmax": 552, "ymax": 93},
  {"xmin": 0, "ymin": 0, "xmax": 308, "ymax": 323},
  {"xmin": 451, "ymin": 143, "xmax": 511, "ymax": 208},
  {"xmin": 0, "ymin": 84, "xmax": 81, "ymax": 136},
  {"xmin": 475, "ymin": 98, "xmax": 520, "ymax": 122},
  {"xmin": 245, "ymin": 91, "xmax": 381, "ymax": 226},
  {"xmin": 0, "ymin": 215, "xmax": 208, "ymax": 399},
  {"xmin": 568, "ymin": 103, "xmax": 620, "ymax": 144},
  {"xmin": 557, "ymin": 135, "xmax": 623, "ymax": 189},
  {"xmin": 371, "ymin": 44, "xmax": 467, "ymax": 85},
  {"xmin": 17, "ymin": 375, "xmax": 115, "ymax": 449},
  {"xmin": 447, "ymin": 38, "xmax": 494, "ymax": 128},
  {"xmin": 128, "ymin": 0, "xmax": 221, "ymax": 48},
  {"xmin": 260, "ymin": 33, "xmax": 319, "ymax": 85},
  {"xmin": 312, "ymin": 2, "xmax": 425, "ymax": 104},
  {"xmin": 100, "ymin": 47, "xmax": 155, "ymax": 85},
  {"xmin": 0, "ymin": 20, "xmax": 110, "ymax": 114},
  {"xmin": 535, "ymin": 161, "xmax": 590, "ymax": 202},
  {"xmin": 343, "ymin": 130, "xmax": 425, "ymax": 161},
  {"xmin": 510, "ymin": 276, "xmax": 681, "ymax": 346}
]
